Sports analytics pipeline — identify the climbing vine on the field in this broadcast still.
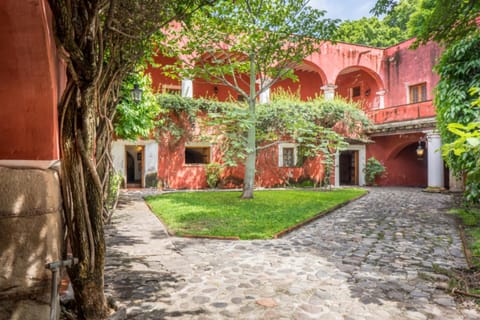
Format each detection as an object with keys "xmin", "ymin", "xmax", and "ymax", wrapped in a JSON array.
[{"xmin": 157, "ymin": 93, "xmax": 371, "ymax": 175}]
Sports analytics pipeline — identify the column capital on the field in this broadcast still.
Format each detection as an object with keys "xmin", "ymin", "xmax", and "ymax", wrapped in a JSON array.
[
  {"xmin": 320, "ymin": 84, "xmax": 337, "ymax": 91},
  {"xmin": 321, "ymin": 84, "xmax": 337, "ymax": 101}
]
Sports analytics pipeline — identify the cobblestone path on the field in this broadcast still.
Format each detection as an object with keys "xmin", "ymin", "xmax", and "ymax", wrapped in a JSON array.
[{"xmin": 105, "ymin": 188, "xmax": 479, "ymax": 319}]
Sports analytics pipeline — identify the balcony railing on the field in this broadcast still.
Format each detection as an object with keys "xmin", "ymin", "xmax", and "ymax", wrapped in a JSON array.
[{"xmin": 366, "ymin": 100, "xmax": 436, "ymax": 124}]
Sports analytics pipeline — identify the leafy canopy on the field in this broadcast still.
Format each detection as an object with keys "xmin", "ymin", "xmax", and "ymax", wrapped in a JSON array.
[
  {"xmin": 162, "ymin": 0, "xmax": 337, "ymax": 99},
  {"xmin": 373, "ymin": 0, "xmax": 480, "ymax": 46},
  {"xmin": 435, "ymin": 33, "xmax": 480, "ymax": 202}
]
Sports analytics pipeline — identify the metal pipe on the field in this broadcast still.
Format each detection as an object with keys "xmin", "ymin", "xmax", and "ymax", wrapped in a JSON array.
[{"xmin": 46, "ymin": 257, "xmax": 79, "ymax": 320}]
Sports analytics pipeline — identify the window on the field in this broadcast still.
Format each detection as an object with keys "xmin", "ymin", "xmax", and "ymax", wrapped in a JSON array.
[
  {"xmin": 351, "ymin": 86, "xmax": 361, "ymax": 98},
  {"xmin": 409, "ymin": 83, "xmax": 427, "ymax": 103},
  {"xmin": 185, "ymin": 146, "xmax": 211, "ymax": 164},
  {"xmin": 278, "ymin": 143, "xmax": 297, "ymax": 167}
]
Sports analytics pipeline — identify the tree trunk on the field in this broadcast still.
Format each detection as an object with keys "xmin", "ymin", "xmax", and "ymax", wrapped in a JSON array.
[
  {"xmin": 60, "ymin": 83, "xmax": 110, "ymax": 319},
  {"xmin": 241, "ymin": 53, "xmax": 257, "ymax": 199}
]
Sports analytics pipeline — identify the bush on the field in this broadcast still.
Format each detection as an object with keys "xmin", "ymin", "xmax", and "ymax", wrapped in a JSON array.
[
  {"xmin": 364, "ymin": 157, "xmax": 386, "ymax": 186},
  {"xmin": 206, "ymin": 163, "xmax": 222, "ymax": 188},
  {"xmin": 145, "ymin": 172, "xmax": 158, "ymax": 188}
]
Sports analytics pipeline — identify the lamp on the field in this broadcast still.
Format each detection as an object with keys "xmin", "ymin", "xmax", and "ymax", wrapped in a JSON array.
[
  {"xmin": 416, "ymin": 137, "xmax": 426, "ymax": 159},
  {"xmin": 131, "ymin": 83, "xmax": 143, "ymax": 103},
  {"xmin": 213, "ymin": 86, "xmax": 219, "ymax": 95}
]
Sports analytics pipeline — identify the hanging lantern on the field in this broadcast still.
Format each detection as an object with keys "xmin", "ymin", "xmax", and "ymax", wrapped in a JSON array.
[{"xmin": 130, "ymin": 83, "xmax": 143, "ymax": 103}]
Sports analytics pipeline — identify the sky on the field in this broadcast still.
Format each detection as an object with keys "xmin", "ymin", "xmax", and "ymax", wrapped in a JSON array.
[{"xmin": 308, "ymin": 0, "xmax": 377, "ymax": 21}]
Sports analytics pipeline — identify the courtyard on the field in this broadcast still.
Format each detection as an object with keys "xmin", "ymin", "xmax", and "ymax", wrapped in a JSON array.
[{"xmin": 105, "ymin": 188, "xmax": 479, "ymax": 319}]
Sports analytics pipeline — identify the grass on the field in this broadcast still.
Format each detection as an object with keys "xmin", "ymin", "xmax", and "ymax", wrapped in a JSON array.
[
  {"xmin": 145, "ymin": 188, "xmax": 366, "ymax": 240},
  {"xmin": 450, "ymin": 207, "xmax": 480, "ymax": 265}
]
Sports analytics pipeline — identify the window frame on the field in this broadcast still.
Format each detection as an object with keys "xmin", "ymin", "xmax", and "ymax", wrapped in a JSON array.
[
  {"xmin": 351, "ymin": 86, "xmax": 361, "ymax": 98},
  {"xmin": 278, "ymin": 143, "xmax": 297, "ymax": 168},
  {"xmin": 184, "ymin": 143, "xmax": 212, "ymax": 165},
  {"xmin": 408, "ymin": 82, "xmax": 427, "ymax": 104}
]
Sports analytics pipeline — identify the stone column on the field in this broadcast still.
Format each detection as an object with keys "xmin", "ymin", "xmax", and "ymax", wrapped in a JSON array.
[
  {"xmin": 376, "ymin": 90, "xmax": 386, "ymax": 109},
  {"xmin": 321, "ymin": 84, "xmax": 337, "ymax": 101},
  {"xmin": 181, "ymin": 78, "xmax": 193, "ymax": 98},
  {"xmin": 426, "ymin": 131, "xmax": 444, "ymax": 188}
]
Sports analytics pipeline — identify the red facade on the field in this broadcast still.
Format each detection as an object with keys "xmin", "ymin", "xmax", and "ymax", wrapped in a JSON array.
[{"xmin": 149, "ymin": 39, "xmax": 444, "ymax": 189}]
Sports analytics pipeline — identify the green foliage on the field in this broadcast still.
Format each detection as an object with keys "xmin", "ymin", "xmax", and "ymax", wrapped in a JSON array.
[
  {"xmin": 408, "ymin": 0, "xmax": 480, "ymax": 46},
  {"xmin": 161, "ymin": 0, "xmax": 338, "ymax": 197},
  {"xmin": 334, "ymin": 17, "xmax": 405, "ymax": 48},
  {"xmin": 105, "ymin": 171, "xmax": 123, "ymax": 212},
  {"xmin": 206, "ymin": 163, "xmax": 222, "ymax": 188},
  {"xmin": 435, "ymin": 33, "xmax": 480, "ymax": 202},
  {"xmin": 442, "ymin": 88, "xmax": 480, "ymax": 203},
  {"xmin": 114, "ymin": 71, "xmax": 162, "ymax": 140},
  {"xmin": 162, "ymin": 0, "xmax": 337, "ymax": 99},
  {"xmin": 158, "ymin": 94, "xmax": 371, "ymax": 174},
  {"xmin": 450, "ymin": 207, "xmax": 480, "ymax": 266},
  {"xmin": 373, "ymin": 0, "xmax": 480, "ymax": 46},
  {"xmin": 335, "ymin": 0, "xmax": 417, "ymax": 47},
  {"xmin": 145, "ymin": 188, "xmax": 366, "ymax": 239},
  {"xmin": 363, "ymin": 157, "xmax": 386, "ymax": 186},
  {"xmin": 204, "ymin": 96, "xmax": 371, "ymax": 168}
]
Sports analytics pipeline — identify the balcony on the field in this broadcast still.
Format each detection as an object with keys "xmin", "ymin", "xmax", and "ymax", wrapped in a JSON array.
[{"xmin": 367, "ymin": 100, "xmax": 436, "ymax": 125}]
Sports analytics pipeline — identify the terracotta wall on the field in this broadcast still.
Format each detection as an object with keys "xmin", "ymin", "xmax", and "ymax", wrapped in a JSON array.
[
  {"xmin": 157, "ymin": 114, "xmax": 328, "ymax": 189},
  {"xmin": 367, "ymin": 133, "xmax": 427, "ymax": 187},
  {"xmin": 272, "ymin": 70, "xmax": 324, "ymax": 100},
  {"xmin": 0, "ymin": 0, "xmax": 64, "ymax": 160},
  {"xmin": 335, "ymin": 69, "xmax": 380, "ymax": 111},
  {"xmin": 383, "ymin": 39, "xmax": 442, "ymax": 108}
]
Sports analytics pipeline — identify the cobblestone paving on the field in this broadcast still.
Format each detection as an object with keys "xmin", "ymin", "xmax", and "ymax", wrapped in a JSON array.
[{"xmin": 105, "ymin": 188, "xmax": 480, "ymax": 319}]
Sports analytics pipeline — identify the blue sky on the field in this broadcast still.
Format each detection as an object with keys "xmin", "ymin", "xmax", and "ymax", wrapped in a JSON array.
[{"xmin": 309, "ymin": 0, "xmax": 377, "ymax": 21}]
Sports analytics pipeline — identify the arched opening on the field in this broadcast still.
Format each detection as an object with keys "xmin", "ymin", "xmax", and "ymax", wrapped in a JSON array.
[
  {"xmin": 272, "ymin": 60, "xmax": 326, "ymax": 101},
  {"xmin": 335, "ymin": 66, "xmax": 383, "ymax": 111}
]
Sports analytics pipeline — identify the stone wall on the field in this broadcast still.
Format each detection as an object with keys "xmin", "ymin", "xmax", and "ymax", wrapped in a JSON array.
[{"xmin": 0, "ymin": 167, "xmax": 64, "ymax": 320}]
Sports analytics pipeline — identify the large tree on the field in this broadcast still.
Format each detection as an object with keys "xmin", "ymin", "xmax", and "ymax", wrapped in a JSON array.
[
  {"xmin": 47, "ymin": 1, "xmax": 212, "ymax": 318},
  {"xmin": 373, "ymin": 0, "xmax": 480, "ymax": 46},
  {"xmin": 162, "ymin": 0, "xmax": 336, "ymax": 198}
]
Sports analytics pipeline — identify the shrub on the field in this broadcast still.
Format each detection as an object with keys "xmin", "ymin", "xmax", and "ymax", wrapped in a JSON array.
[
  {"xmin": 206, "ymin": 163, "xmax": 222, "ymax": 188},
  {"xmin": 364, "ymin": 157, "xmax": 386, "ymax": 186}
]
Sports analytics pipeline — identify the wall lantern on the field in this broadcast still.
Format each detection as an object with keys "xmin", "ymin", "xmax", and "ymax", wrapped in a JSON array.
[
  {"xmin": 213, "ymin": 86, "xmax": 219, "ymax": 95},
  {"xmin": 131, "ymin": 83, "xmax": 143, "ymax": 103},
  {"xmin": 416, "ymin": 137, "xmax": 426, "ymax": 159}
]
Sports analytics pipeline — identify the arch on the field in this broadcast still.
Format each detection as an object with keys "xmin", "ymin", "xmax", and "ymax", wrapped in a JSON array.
[
  {"xmin": 334, "ymin": 65, "xmax": 385, "ymax": 111},
  {"xmin": 294, "ymin": 60, "xmax": 328, "ymax": 85},
  {"xmin": 271, "ymin": 59, "xmax": 327, "ymax": 100},
  {"xmin": 386, "ymin": 134, "xmax": 422, "ymax": 160}
]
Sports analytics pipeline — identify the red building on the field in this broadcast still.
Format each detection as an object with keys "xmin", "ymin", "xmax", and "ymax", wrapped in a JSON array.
[{"xmin": 113, "ymin": 38, "xmax": 454, "ymax": 190}]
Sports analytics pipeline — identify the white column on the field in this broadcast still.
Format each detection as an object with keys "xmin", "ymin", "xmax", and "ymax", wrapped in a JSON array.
[
  {"xmin": 426, "ymin": 131, "xmax": 444, "ymax": 188},
  {"xmin": 376, "ymin": 90, "xmax": 386, "ymax": 109},
  {"xmin": 181, "ymin": 78, "xmax": 193, "ymax": 98},
  {"xmin": 321, "ymin": 84, "xmax": 337, "ymax": 101},
  {"xmin": 259, "ymin": 87, "xmax": 270, "ymax": 104}
]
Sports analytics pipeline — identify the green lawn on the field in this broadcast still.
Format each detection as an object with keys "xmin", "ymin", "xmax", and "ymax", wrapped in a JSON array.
[
  {"xmin": 145, "ymin": 188, "xmax": 366, "ymax": 240},
  {"xmin": 450, "ymin": 207, "xmax": 480, "ymax": 266}
]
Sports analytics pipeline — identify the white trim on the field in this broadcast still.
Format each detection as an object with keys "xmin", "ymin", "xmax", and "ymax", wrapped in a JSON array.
[
  {"xmin": 278, "ymin": 142, "xmax": 297, "ymax": 167},
  {"xmin": 334, "ymin": 144, "xmax": 366, "ymax": 187}
]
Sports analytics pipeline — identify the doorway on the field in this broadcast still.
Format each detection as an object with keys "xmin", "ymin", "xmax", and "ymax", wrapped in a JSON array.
[
  {"xmin": 339, "ymin": 150, "xmax": 359, "ymax": 185},
  {"xmin": 125, "ymin": 145, "xmax": 144, "ymax": 188}
]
